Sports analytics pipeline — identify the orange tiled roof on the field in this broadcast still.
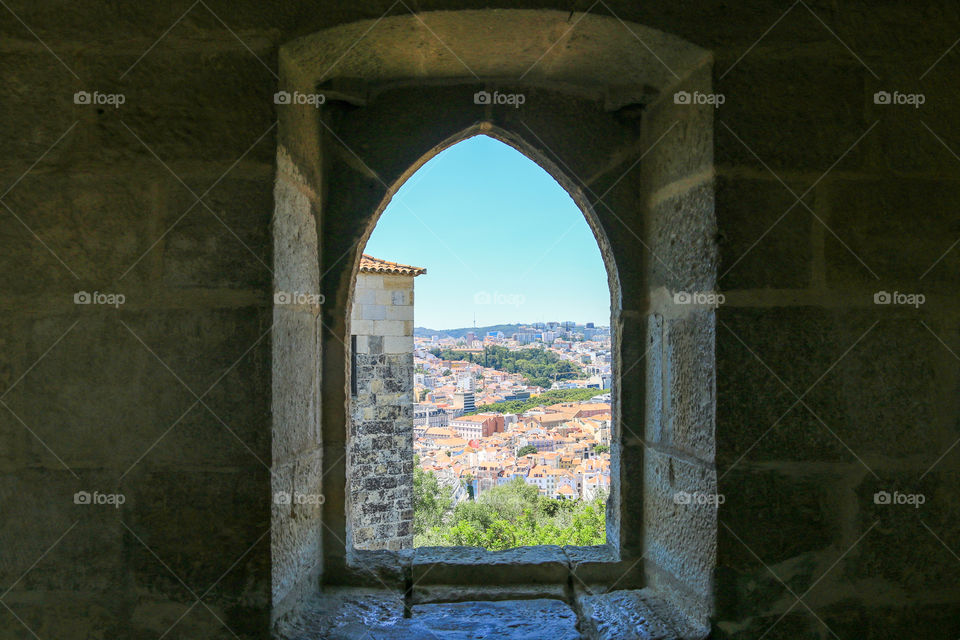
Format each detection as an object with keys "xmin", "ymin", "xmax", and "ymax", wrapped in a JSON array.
[{"xmin": 359, "ymin": 254, "xmax": 426, "ymax": 276}]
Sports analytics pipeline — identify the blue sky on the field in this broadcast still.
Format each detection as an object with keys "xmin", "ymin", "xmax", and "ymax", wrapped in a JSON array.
[{"xmin": 364, "ymin": 135, "xmax": 611, "ymax": 330}]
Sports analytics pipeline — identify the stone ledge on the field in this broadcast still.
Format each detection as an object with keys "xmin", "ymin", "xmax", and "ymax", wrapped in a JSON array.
[
  {"xmin": 276, "ymin": 590, "xmax": 579, "ymax": 639},
  {"xmin": 578, "ymin": 589, "xmax": 700, "ymax": 640},
  {"xmin": 275, "ymin": 587, "xmax": 701, "ymax": 639}
]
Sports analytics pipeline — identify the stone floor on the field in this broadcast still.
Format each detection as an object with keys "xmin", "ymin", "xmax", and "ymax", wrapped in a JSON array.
[{"xmin": 276, "ymin": 588, "xmax": 698, "ymax": 639}]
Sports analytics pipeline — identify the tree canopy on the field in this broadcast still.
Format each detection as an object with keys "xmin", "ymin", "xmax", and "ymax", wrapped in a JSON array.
[
  {"xmin": 430, "ymin": 345, "xmax": 583, "ymax": 389},
  {"xmin": 465, "ymin": 387, "xmax": 602, "ymax": 416},
  {"xmin": 414, "ymin": 474, "xmax": 606, "ymax": 549}
]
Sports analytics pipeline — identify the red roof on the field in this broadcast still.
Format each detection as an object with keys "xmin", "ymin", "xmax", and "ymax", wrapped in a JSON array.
[{"xmin": 359, "ymin": 254, "xmax": 426, "ymax": 276}]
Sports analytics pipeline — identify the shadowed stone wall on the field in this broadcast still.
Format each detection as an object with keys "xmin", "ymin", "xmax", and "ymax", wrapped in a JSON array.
[{"xmin": 1, "ymin": 3, "xmax": 959, "ymax": 639}]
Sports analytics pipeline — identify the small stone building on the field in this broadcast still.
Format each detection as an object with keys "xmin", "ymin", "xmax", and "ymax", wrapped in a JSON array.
[{"xmin": 349, "ymin": 254, "xmax": 425, "ymax": 550}]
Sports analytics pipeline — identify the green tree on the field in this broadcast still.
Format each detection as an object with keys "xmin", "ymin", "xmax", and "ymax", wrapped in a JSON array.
[
  {"xmin": 426, "ymin": 477, "xmax": 607, "ymax": 550},
  {"xmin": 429, "ymin": 346, "xmax": 584, "ymax": 388},
  {"xmin": 516, "ymin": 444, "xmax": 538, "ymax": 457},
  {"xmin": 465, "ymin": 388, "xmax": 601, "ymax": 416},
  {"xmin": 413, "ymin": 466, "xmax": 452, "ymax": 537},
  {"xmin": 594, "ymin": 444, "xmax": 610, "ymax": 454}
]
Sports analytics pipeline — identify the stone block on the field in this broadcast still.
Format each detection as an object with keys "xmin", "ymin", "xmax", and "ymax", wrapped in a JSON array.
[
  {"xmin": 0, "ymin": 51, "xmax": 79, "ymax": 172},
  {"xmin": 647, "ymin": 180, "xmax": 718, "ymax": 293},
  {"xmin": 162, "ymin": 176, "xmax": 272, "ymax": 290},
  {"xmin": 0, "ymin": 592, "xmax": 128, "ymax": 640},
  {"xmin": 92, "ymin": 48, "xmax": 277, "ymax": 165},
  {"xmin": 412, "ymin": 546, "xmax": 568, "ymax": 585},
  {"xmin": 719, "ymin": 467, "xmax": 842, "ymax": 573},
  {"xmin": 645, "ymin": 314, "xmax": 665, "ymax": 445},
  {"xmin": 578, "ymin": 589, "xmax": 683, "ymax": 640},
  {"xmin": 715, "ymin": 58, "xmax": 868, "ymax": 171},
  {"xmin": 664, "ymin": 311, "xmax": 715, "ymax": 462},
  {"xmin": 0, "ymin": 172, "xmax": 159, "ymax": 293},
  {"xmin": 643, "ymin": 449, "xmax": 717, "ymax": 598},
  {"xmin": 715, "ymin": 307, "xmax": 879, "ymax": 467},
  {"xmin": 123, "ymin": 468, "xmax": 270, "ymax": 605},
  {"xmin": 274, "ymin": 151, "xmax": 319, "ymax": 295},
  {"xmin": 382, "ymin": 336, "xmax": 413, "ymax": 355},
  {"xmin": 822, "ymin": 178, "xmax": 960, "ymax": 288},
  {"xmin": 384, "ymin": 304, "xmax": 412, "ymax": 321},
  {"xmin": 819, "ymin": 600, "xmax": 960, "ymax": 640},
  {"xmin": 0, "ymin": 469, "xmax": 124, "ymax": 592},
  {"xmin": 642, "ymin": 63, "xmax": 714, "ymax": 190},
  {"xmin": 715, "ymin": 174, "xmax": 813, "ymax": 290},
  {"xmin": 3, "ymin": 314, "xmax": 198, "ymax": 470},
  {"xmin": 848, "ymin": 469, "xmax": 960, "ymax": 591},
  {"xmin": 359, "ymin": 303, "xmax": 384, "ymax": 320}
]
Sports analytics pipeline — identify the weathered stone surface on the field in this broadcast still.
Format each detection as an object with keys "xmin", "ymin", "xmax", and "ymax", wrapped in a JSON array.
[
  {"xmin": 4, "ymin": 2, "xmax": 960, "ymax": 637},
  {"xmin": 0, "ymin": 172, "xmax": 160, "ymax": 292},
  {"xmin": 719, "ymin": 467, "xmax": 842, "ymax": 570},
  {"xmin": 278, "ymin": 592, "xmax": 580, "ymax": 640},
  {"xmin": 643, "ymin": 449, "xmax": 717, "ymax": 600},
  {"xmin": 412, "ymin": 545, "xmax": 569, "ymax": 585},
  {"xmin": 715, "ymin": 58, "xmax": 868, "ymax": 171},
  {"xmin": 820, "ymin": 600, "xmax": 960, "ymax": 640},
  {"xmin": 715, "ymin": 174, "xmax": 814, "ymax": 290},
  {"xmin": 848, "ymin": 470, "xmax": 960, "ymax": 591},
  {"xmin": 647, "ymin": 180, "xmax": 719, "ymax": 294},
  {"xmin": 823, "ymin": 178, "xmax": 960, "ymax": 288},
  {"xmin": 641, "ymin": 63, "xmax": 714, "ymax": 191},
  {"xmin": 664, "ymin": 311, "xmax": 715, "ymax": 463},
  {"xmin": 276, "ymin": 588, "xmax": 405, "ymax": 640},
  {"xmin": 716, "ymin": 307, "xmax": 882, "ymax": 467},
  {"xmin": 579, "ymin": 589, "xmax": 680, "ymax": 639},
  {"xmin": 349, "ymin": 270, "xmax": 417, "ymax": 551},
  {"xmin": 162, "ymin": 177, "xmax": 273, "ymax": 290},
  {"xmin": 645, "ymin": 313, "xmax": 664, "ymax": 444}
]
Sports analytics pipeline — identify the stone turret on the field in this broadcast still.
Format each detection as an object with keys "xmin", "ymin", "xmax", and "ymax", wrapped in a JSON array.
[{"xmin": 349, "ymin": 255, "xmax": 425, "ymax": 550}]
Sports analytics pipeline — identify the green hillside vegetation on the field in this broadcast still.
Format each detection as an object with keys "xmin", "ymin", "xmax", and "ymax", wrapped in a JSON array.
[
  {"xmin": 414, "ymin": 470, "xmax": 606, "ymax": 549},
  {"xmin": 414, "ymin": 324, "xmax": 524, "ymax": 339},
  {"xmin": 465, "ymin": 387, "xmax": 602, "ymax": 416},
  {"xmin": 430, "ymin": 345, "xmax": 583, "ymax": 388}
]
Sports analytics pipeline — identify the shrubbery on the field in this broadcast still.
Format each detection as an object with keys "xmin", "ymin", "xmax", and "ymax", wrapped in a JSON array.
[{"xmin": 413, "ymin": 471, "xmax": 606, "ymax": 549}]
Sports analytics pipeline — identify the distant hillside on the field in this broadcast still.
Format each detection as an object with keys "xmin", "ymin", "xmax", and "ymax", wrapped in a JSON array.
[{"xmin": 414, "ymin": 324, "xmax": 525, "ymax": 339}]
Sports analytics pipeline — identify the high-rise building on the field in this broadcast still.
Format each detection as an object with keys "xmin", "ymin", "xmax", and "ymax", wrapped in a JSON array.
[{"xmin": 453, "ymin": 391, "xmax": 476, "ymax": 414}]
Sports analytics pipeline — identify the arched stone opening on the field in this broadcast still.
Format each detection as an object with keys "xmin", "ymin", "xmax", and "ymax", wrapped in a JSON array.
[
  {"xmin": 347, "ymin": 130, "xmax": 618, "ymax": 554},
  {"xmin": 271, "ymin": 9, "xmax": 717, "ymax": 637}
]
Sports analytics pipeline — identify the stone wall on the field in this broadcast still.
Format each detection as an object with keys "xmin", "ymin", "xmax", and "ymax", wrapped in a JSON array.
[
  {"xmin": 271, "ymin": 148, "xmax": 323, "ymax": 623},
  {"xmin": 1, "ymin": 3, "xmax": 959, "ymax": 639},
  {"xmin": 639, "ymin": 60, "xmax": 718, "ymax": 631},
  {"xmin": 349, "ymin": 272, "xmax": 415, "ymax": 550}
]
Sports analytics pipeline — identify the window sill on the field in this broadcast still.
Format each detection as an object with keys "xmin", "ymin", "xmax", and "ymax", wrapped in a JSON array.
[{"xmin": 275, "ymin": 587, "xmax": 704, "ymax": 639}]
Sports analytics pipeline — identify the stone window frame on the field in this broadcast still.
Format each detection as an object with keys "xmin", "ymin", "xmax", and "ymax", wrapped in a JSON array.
[{"xmin": 271, "ymin": 10, "xmax": 718, "ymax": 632}]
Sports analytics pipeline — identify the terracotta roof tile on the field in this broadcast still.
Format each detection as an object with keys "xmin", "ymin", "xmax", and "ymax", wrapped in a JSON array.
[{"xmin": 359, "ymin": 254, "xmax": 426, "ymax": 276}]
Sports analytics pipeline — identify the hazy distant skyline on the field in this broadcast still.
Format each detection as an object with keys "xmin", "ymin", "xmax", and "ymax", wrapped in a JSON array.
[{"xmin": 364, "ymin": 136, "xmax": 611, "ymax": 328}]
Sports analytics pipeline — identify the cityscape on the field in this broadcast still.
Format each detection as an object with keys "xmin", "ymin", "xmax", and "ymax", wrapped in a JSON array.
[{"xmin": 411, "ymin": 321, "xmax": 613, "ymax": 545}]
